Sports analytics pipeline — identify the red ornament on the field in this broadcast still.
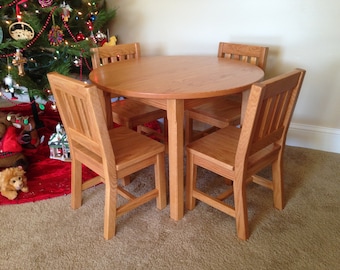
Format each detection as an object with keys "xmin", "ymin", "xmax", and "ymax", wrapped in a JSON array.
[
  {"xmin": 76, "ymin": 32, "xmax": 85, "ymax": 41},
  {"xmin": 86, "ymin": 20, "xmax": 93, "ymax": 31}
]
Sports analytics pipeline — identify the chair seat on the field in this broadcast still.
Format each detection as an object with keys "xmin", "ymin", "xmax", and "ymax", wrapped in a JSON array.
[
  {"xmin": 186, "ymin": 96, "xmax": 241, "ymax": 144},
  {"xmin": 111, "ymin": 99, "xmax": 166, "ymax": 127},
  {"xmin": 188, "ymin": 96, "xmax": 241, "ymax": 128},
  {"xmin": 109, "ymin": 126, "xmax": 165, "ymax": 172},
  {"xmin": 188, "ymin": 126, "xmax": 281, "ymax": 177},
  {"xmin": 188, "ymin": 126, "xmax": 240, "ymax": 162}
]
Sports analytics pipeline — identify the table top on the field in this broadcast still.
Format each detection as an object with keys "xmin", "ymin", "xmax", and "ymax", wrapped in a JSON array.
[{"xmin": 89, "ymin": 55, "xmax": 264, "ymax": 99}]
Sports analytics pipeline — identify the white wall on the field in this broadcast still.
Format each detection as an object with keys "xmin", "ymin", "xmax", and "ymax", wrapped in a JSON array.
[{"xmin": 107, "ymin": 0, "xmax": 340, "ymax": 153}]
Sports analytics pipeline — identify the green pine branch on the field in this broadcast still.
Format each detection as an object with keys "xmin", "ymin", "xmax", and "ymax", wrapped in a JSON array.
[{"xmin": 0, "ymin": 0, "xmax": 116, "ymax": 101}]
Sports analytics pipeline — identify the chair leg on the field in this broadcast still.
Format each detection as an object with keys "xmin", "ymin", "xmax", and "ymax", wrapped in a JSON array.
[
  {"xmin": 224, "ymin": 178, "xmax": 233, "ymax": 186},
  {"xmin": 71, "ymin": 159, "xmax": 82, "ymax": 209},
  {"xmin": 121, "ymin": 176, "xmax": 131, "ymax": 186},
  {"xmin": 233, "ymin": 177, "xmax": 249, "ymax": 240},
  {"xmin": 163, "ymin": 117, "xmax": 168, "ymax": 140},
  {"xmin": 186, "ymin": 152, "xmax": 197, "ymax": 210},
  {"xmin": 272, "ymin": 157, "xmax": 284, "ymax": 210},
  {"xmin": 136, "ymin": 125, "xmax": 144, "ymax": 134},
  {"xmin": 120, "ymin": 123, "xmax": 134, "ymax": 186},
  {"xmin": 103, "ymin": 178, "xmax": 118, "ymax": 240},
  {"xmin": 155, "ymin": 153, "xmax": 167, "ymax": 209}
]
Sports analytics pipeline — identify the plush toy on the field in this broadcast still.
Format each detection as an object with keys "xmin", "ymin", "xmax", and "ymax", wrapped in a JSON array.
[
  {"xmin": 0, "ymin": 166, "xmax": 28, "ymax": 200},
  {"xmin": 7, "ymin": 113, "xmax": 40, "ymax": 149},
  {"xmin": 103, "ymin": 35, "xmax": 117, "ymax": 46},
  {"xmin": 0, "ymin": 112, "xmax": 28, "ymax": 169}
]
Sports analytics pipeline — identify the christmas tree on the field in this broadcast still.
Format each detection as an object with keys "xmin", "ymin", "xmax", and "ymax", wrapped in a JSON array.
[{"xmin": 0, "ymin": 0, "xmax": 116, "ymax": 102}]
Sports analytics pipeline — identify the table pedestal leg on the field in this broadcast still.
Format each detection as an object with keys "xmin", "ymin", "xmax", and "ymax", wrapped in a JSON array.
[
  {"xmin": 241, "ymin": 89, "xmax": 250, "ymax": 126},
  {"xmin": 102, "ymin": 91, "xmax": 114, "ymax": 128},
  {"xmin": 167, "ymin": 99, "xmax": 184, "ymax": 220}
]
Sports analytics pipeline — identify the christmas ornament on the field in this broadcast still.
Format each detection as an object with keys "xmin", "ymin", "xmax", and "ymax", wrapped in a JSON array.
[
  {"xmin": 89, "ymin": 14, "xmax": 96, "ymax": 22},
  {"xmin": 4, "ymin": 75, "xmax": 14, "ymax": 90},
  {"xmin": 95, "ymin": 30, "xmax": 106, "ymax": 42},
  {"xmin": 60, "ymin": 2, "xmax": 72, "ymax": 22},
  {"xmin": 76, "ymin": 31, "xmax": 85, "ymax": 41},
  {"xmin": 38, "ymin": 0, "xmax": 53, "ymax": 8},
  {"xmin": 3, "ymin": 74, "xmax": 18, "ymax": 99},
  {"xmin": 89, "ymin": 31, "xmax": 96, "ymax": 44},
  {"xmin": 8, "ymin": 22, "xmax": 34, "ymax": 40},
  {"xmin": 73, "ymin": 56, "xmax": 81, "ymax": 67},
  {"xmin": 12, "ymin": 49, "xmax": 27, "ymax": 76},
  {"xmin": 48, "ymin": 25, "xmax": 64, "ymax": 46},
  {"xmin": 95, "ymin": 30, "xmax": 107, "ymax": 46},
  {"xmin": 86, "ymin": 20, "xmax": 94, "ymax": 31}
]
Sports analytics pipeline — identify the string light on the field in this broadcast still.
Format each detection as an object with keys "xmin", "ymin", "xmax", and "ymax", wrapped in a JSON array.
[{"xmin": 0, "ymin": 0, "xmax": 102, "ymax": 89}]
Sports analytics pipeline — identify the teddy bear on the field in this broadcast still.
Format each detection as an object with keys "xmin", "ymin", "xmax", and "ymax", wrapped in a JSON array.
[
  {"xmin": 0, "ymin": 112, "xmax": 28, "ymax": 170},
  {"xmin": 0, "ymin": 166, "xmax": 28, "ymax": 200}
]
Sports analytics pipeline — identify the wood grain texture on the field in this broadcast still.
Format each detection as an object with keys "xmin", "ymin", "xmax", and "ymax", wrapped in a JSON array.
[{"xmin": 48, "ymin": 72, "xmax": 167, "ymax": 240}]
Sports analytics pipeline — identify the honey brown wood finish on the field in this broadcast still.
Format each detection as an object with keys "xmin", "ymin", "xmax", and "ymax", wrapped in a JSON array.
[
  {"xmin": 91, "ymin": 43, "xmax": 141, "ymax": 67},
  {"xmin": 89, "ymin": 55, "xmax": 264, "ymax": 221},
  {"xmin": 185, "ymin": 42, "xmax": 269, "ymax": 145},
  {"xmin": 91, "ymin": 43, "xmax": 167, "ymax": 147},
  {"xmin": 47, "ymin": 72, "xmax": 167, "ymax": 240},
  {"xmin": 186, "ymin": 69, "xmax": 306, "ymax": 240}
]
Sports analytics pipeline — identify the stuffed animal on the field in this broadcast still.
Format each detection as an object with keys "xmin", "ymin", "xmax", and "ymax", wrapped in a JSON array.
[
  {"xmin": 7, "ymin": 113, "xmax": 40, "ymax": 149},
  {"xmin": 103, "ymin": 35, "xmax": 117, "ymax": 46},
  {"xmin": 0, "ymin": 166, "xmax": 28, "ymax": 200},
  {"xmin": 0, "ymin": 112, "xmax": 28, "ymax": 169}
]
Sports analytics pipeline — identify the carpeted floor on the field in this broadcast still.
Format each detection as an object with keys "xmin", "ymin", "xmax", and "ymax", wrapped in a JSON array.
[{"xmin": 0, "ymin": 146, "xmax": 339, "ymax": 269}]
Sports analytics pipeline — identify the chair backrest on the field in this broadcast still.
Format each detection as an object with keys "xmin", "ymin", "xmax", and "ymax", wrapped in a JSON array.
[
  {"xmin": 47, "ymin": 72, "xmax": 117, "ymax": 179},
  {"xmin": 218, "ymin": 42, "xmax": 269, "ymax": 70},
  {"xmin": 236, "ymin": 69, "xmax": 306, "ymax": 170},
  {"xmin": 91, "ymin": 42, "xmax": 141, "ymax": 68}
]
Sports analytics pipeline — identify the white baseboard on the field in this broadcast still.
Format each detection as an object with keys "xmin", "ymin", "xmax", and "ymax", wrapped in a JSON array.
[
  {"xmin": 193, "ymin": 120, "xmax": 340, "ymax": 153},
  {"xmin": 287, "ymin": 123, "xmax": 340, "ymax": 154}
]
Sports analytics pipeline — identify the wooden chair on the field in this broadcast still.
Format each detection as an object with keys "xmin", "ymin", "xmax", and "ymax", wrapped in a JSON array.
[
  {"xmin": 91, "ymin": 43, "xmax": 167, "ymax": 143},
  {"xmin": 186, "ymin": 69, "xmax": 306, "ymax": 240},
  {"xmin": 185, "ymin": 42, "xmax": 269, "ymax": 145},
  {"xmin": 47, "ymin": 72, "xmax": 167, "ymax": 240}
]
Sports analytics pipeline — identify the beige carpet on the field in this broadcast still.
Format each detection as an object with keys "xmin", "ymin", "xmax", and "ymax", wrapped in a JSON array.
[{"xmin": 1, "ymin": 146, "xmax": 339, "ymax": 269}]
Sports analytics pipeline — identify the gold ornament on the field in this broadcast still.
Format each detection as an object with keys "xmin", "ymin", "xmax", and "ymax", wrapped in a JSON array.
[
  {"xmin": 8, "ymin": 22, "xmax": 34, "ymax": 41},
  {"xmin": 12, "ymin": 49, "xmax": 27, "ymax": 76}
]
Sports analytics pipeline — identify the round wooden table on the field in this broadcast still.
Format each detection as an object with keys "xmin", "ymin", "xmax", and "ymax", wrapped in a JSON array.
[{"xmin": 89, "ymin": 56, "xmax": 264, "ymax": 221}]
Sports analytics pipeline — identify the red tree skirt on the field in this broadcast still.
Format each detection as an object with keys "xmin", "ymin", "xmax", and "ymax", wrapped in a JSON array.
[
  {"xmin": 0, "ymin": 102, "xmax": 161, "ymax": 205},
  {"xmin": 0, "ymin": 102, "xmax": 97, "ymax": 205}
]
